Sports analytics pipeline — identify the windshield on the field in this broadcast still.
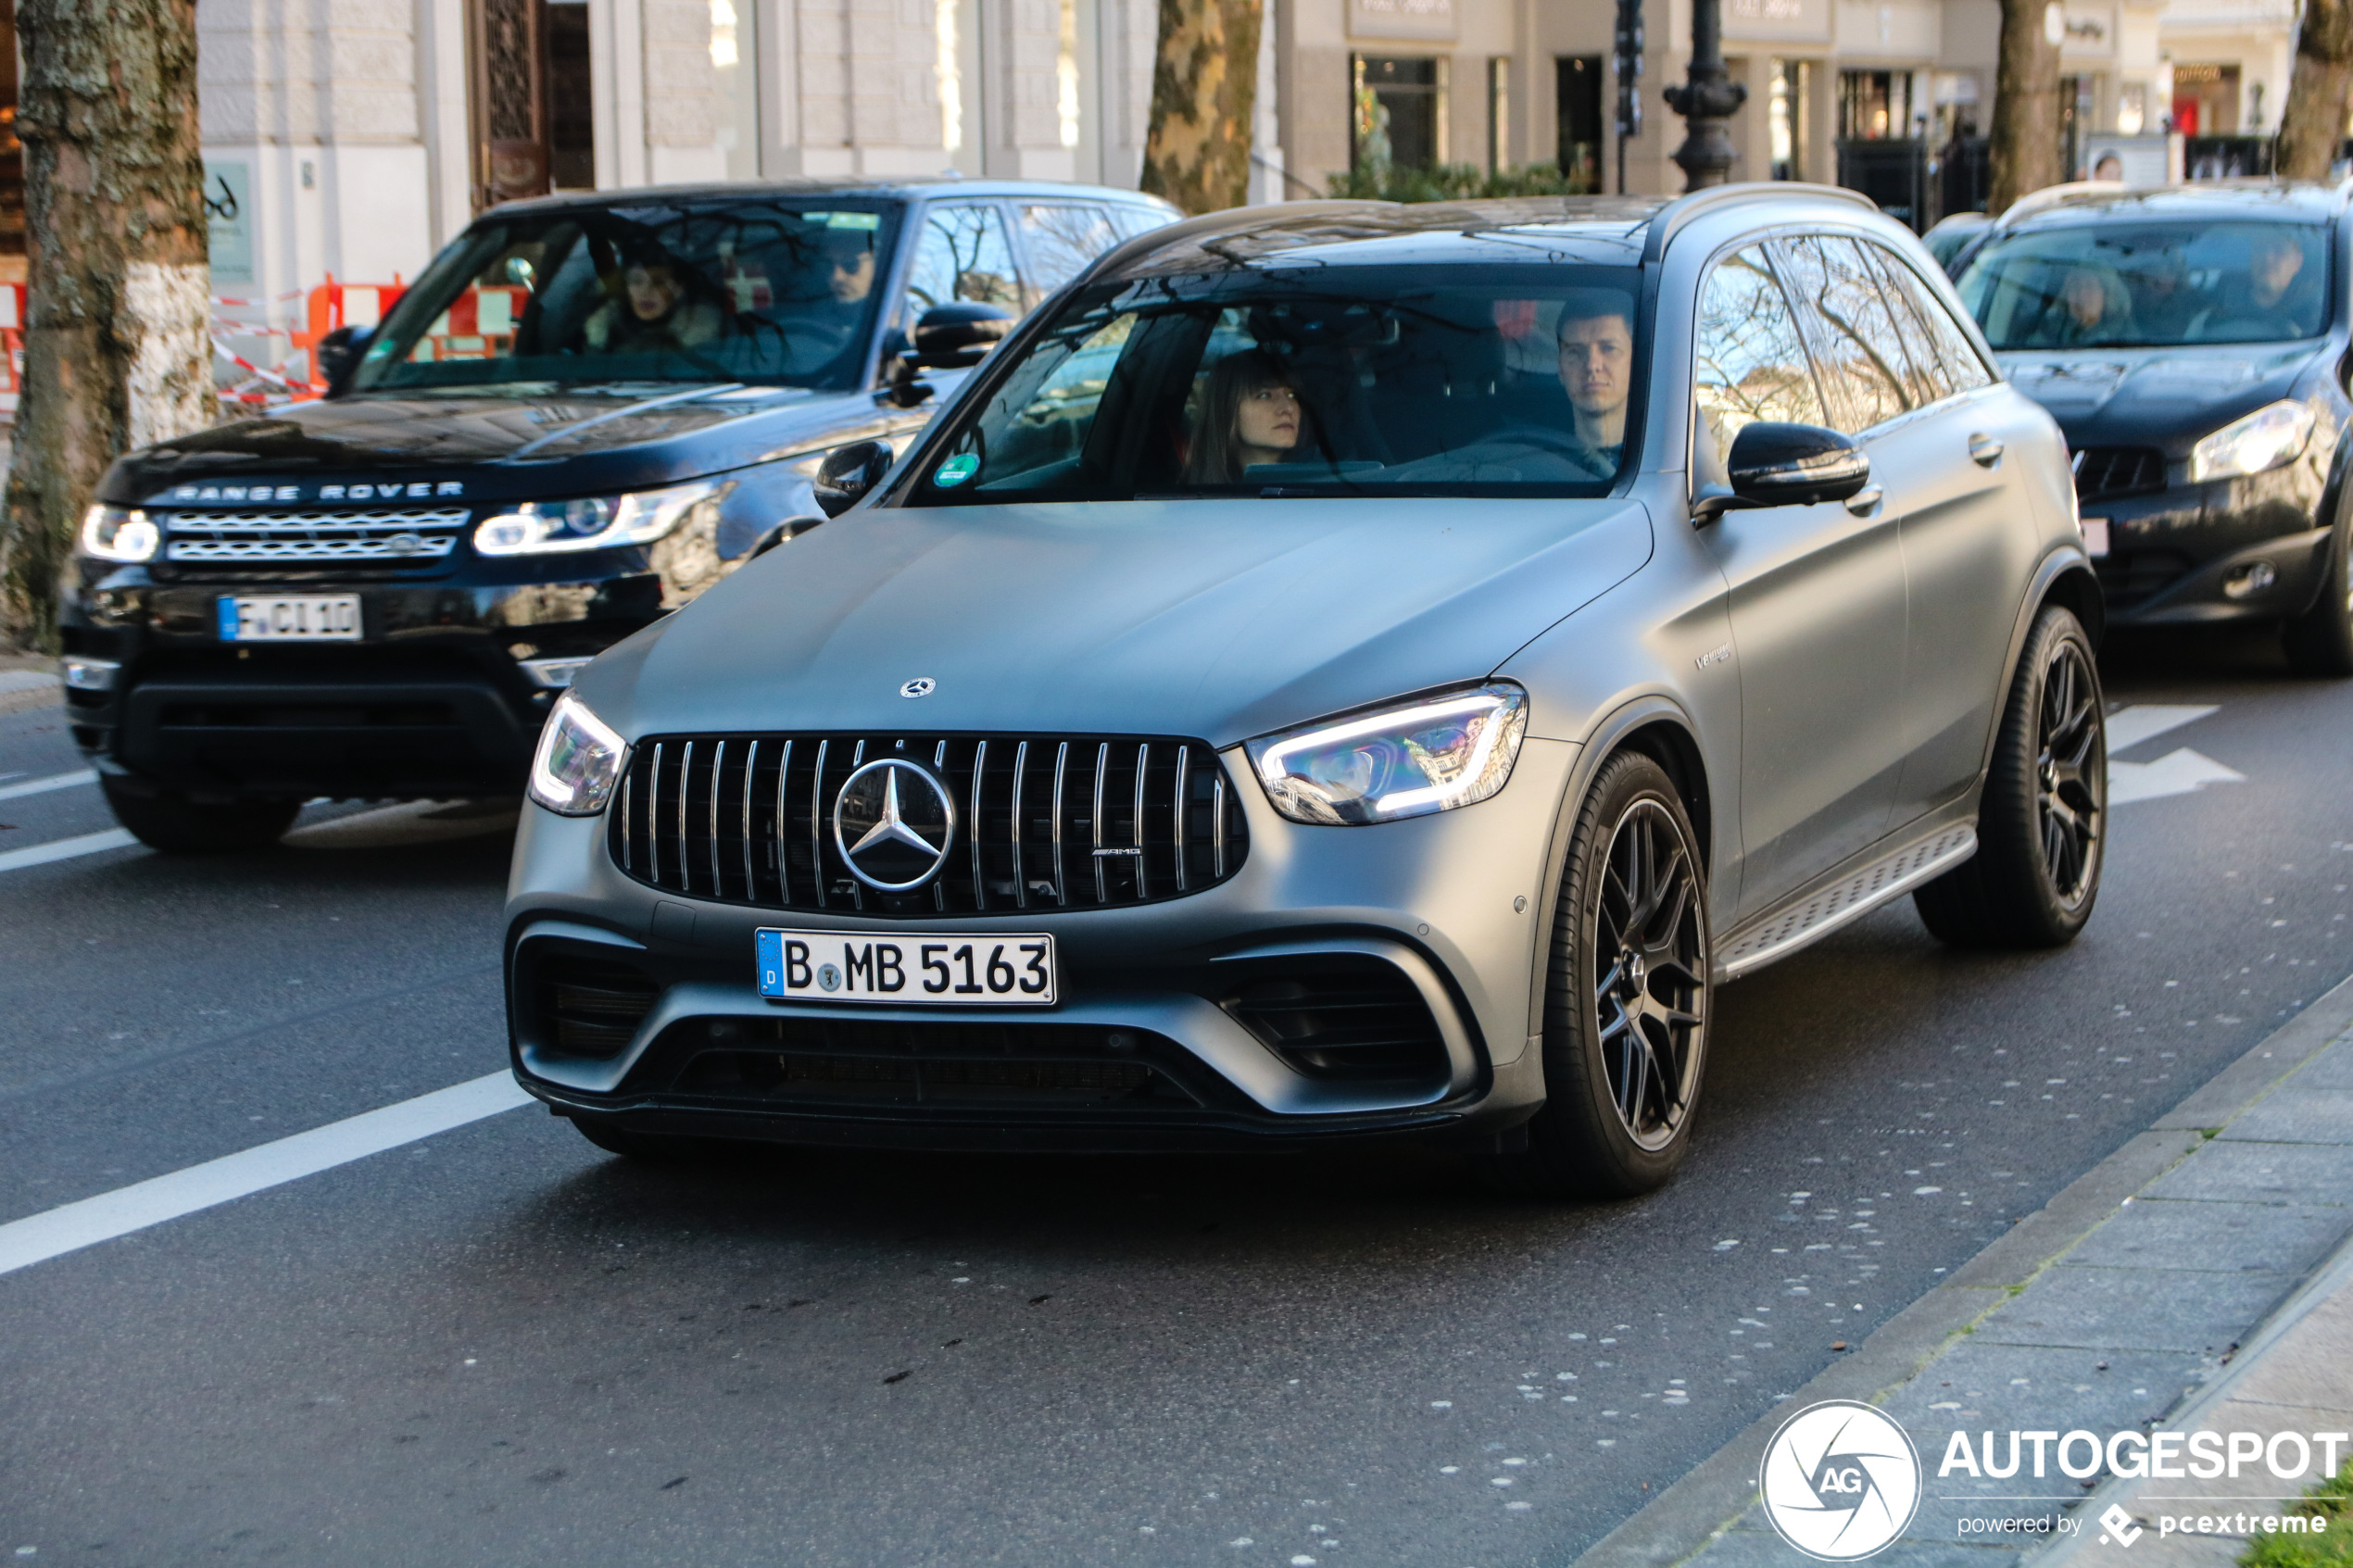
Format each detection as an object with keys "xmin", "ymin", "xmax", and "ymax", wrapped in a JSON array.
[
  {"xmin": 349, "ymin": 197, "xmax": 902, "ymax": 393},
  {"xmin": 1958, "ymin": 220, "xmax": 2330, "ymax": 349},
  {"xmin": 905, "ymin": 262, "xmax": 1647, "ymax": 502}
]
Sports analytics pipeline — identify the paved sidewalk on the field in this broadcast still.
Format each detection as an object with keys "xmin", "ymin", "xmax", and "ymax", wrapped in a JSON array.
[
  {"xmin": 0, "ymin": 652, "xmax": 61, "ymax": 717},
  {"xmin": 1580, "ymin": 976, "xmax": 2353, "ymax": 1568}
]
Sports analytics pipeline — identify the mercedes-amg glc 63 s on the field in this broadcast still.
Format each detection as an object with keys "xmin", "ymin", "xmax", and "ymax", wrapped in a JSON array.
[{"xmin": 505, "ymin": 185, "xmax": 2109, "ymax": 1196}]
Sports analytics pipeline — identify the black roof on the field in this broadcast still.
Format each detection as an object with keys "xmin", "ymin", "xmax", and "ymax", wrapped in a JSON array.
[{"xmin": 2004, "ymin": 181, "xmax": 2353, "ymax": 232}]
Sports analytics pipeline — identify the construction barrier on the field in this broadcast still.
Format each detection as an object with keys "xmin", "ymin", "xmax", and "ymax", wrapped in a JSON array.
[{"xmin": 0, "ymin": 282, "xmax": 24, "ymax": 416}]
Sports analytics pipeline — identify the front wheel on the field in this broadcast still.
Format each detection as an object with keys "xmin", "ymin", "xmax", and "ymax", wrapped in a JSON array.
[
  {"xmin": 1482, "ymin": 751, "xmax": 1711, "ymax": 1199},
  {"xmin": 1914, "ymin": 604, "xmax": 2106, "ymax": 948},
  {"xmin": 570, "ymin": 1114, "xmax": 739, "ymax": 1162},
  {"xmin": 2282, "ymin": 520, "xmax": 2353, "ymax": 678},
  {"xmin": 100, "ymin": 777, "xmax": 299, "ymax": 854}
]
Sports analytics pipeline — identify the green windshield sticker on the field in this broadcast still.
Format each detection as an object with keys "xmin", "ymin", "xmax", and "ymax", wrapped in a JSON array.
[
  {"xmin": 933, "ymin": 453, "xmax": 980, "ymax": 488},
  {"xmin": 823, "ymin": 212, "xmax": 881, "ymax": 231}
]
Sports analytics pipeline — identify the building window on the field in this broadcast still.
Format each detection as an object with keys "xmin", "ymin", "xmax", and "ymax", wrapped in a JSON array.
[
  {"xmin": 1353, "ymin": 56, "xmax": 1447, "ymax": 173},
  {"xmin": 1768, "ymin": 58, "xmax": 1808, "ymax": 180},
  {"xmin": 1556, "ymin": 56, "xmax": 1602, "ymax": 193},
  {"xmin": 1488, "ymin": 57, "xmax": 1509, "ymax": 173},
  {"xmin": 1837, "ymin": 69, "xmax": 1914, "ymax": 141},
  {"xmin": 547, "ymin": 0, "xmax": 594, "ymax": 187},
  {"xmin": 711, "ymin": 0, "xmax": 760, "ymax": 178}
]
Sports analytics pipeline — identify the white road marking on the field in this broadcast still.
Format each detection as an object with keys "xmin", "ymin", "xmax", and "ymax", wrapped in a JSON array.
[
  {"xmin": 2110, "ymin": 747, "xmax": 2247, "ymax": 805},
  {"xmin": 0, "ymin": 1072, "xmax": 533, "ymax": 1276},
  {"xmin": 2103, "ymin": 704, "xmax": 2243, "ymax": 805},
  {"xmin": 0, "ymin": 769, "xmax": 97, "ymax": 802},
  {"xmin": 0, "ymin": 828, "xmax": 138, "ymax": 874},
  {"xmin": 2106, "ymin": 704, "xmax": 2218, "ymax": 753}
]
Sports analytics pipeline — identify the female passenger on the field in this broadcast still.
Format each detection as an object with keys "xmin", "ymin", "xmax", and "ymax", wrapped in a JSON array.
[{"xmin": 1184, "ymin": 349, "xmax": 1309, "ymax": 485}]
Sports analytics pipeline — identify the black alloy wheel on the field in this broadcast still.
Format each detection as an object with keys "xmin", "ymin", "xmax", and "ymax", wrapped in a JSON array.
[
  {"xmin": 1916, "ymin": 604, "xmax": 2107, "ymax": 947},
  {"xmin": 1482, "ymin": 750, "xmax": 1711, "ymax": 1198},
  {"xmin": 1593, "ymin": 797, "xmax": 1709, "ymax": 1153}
]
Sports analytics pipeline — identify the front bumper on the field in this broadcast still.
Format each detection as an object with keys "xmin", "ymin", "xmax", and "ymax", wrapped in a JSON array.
[
  {"xmin": 503, "ymin": 738, "xmax": 1578, "ymax": 1149},
  {"xmin": 61, "ymin": 570, "xmax": 651, "ymax": 799},
  {"xmin": 2082, "ymin": 463, "xmax": 2334, "ymax": 625}
]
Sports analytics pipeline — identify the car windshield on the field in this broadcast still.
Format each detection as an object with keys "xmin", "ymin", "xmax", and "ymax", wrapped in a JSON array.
[
  {"xmin": 1958, "ymin": 220, "xmax": 2330, "ymax": 349},
  {"xmin": 348, "ymin": 197, "xmax": 902, "ymax": 394},
  {"xmin": 905, "ymin": 261, "xmax": 1647, "ymax": 502}
]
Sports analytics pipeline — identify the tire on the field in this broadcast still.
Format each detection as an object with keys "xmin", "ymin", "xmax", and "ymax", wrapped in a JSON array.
[
  {"xmin": 1481, "ymin": 751, "xmax": 1711, "ymax": 1199},
  {"xmin": 2282, "ymin": 517, "xmax": 2353, "ymax": 678},
  {"xmin": 570, "ymin": 1114, "xmax": 735, "ymax": 1162},
  {"xmin": 1914, "ymin": 604, "xmax": 2107, "ymax": 948},
  {"xmin": 99, "ymin": 777, "xmax": 299, "ymax": 853}
]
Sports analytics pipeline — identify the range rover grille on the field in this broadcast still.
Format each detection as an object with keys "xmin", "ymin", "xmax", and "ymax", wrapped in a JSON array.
[
  {"xmin": 610, "ymin": 732, "xmax": 1249, "ymax": 917},
  {"xmin": 162, "ymin": 507, "xmax": 470, "ymax": 564}
]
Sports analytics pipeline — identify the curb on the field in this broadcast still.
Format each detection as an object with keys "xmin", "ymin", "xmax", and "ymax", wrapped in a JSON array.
[{"xmin": 1571, "ymin": 969, "xmax": 2353, "ymax": 1568}]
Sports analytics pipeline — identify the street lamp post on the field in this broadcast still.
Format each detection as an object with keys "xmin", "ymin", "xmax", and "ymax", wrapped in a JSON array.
[{"xmin": 1662, "ymin": 0, "xmax": 1749, "ymax": 190}]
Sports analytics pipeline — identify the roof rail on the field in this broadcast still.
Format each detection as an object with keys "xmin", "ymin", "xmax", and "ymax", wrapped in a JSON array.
[
  {"xmin": 1084, "ymin": 198, "xmax": 1401, "ymax": 278},
  {"xmin": 1640, "ymin": 182, "xmax": 1877, "ymax": 262},
  {"xmin": 1994, "ymin": 179, "xmax": 2127, "ymax": 226}
]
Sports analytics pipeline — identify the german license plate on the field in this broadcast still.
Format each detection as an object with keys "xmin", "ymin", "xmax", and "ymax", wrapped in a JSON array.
[
  {"xmin": 755, "ymin": 929, "xmax": 1057, "ymax": 1005},
  {"xmin": 2081, "ymin": 517, "xmax": 2110, "ymax": 558},
  {"xmin": 217, "ymin": 595, "xmax": 361, "ymax": 642}
]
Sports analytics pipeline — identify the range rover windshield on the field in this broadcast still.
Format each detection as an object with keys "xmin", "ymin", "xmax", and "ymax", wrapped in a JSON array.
[
  {"xmin": 908, "ymin": 261, "xmax": 1647, "ymax": 501},
  {"xmin": 349, "ymin": 197, "xmax": 902, "ymax": 394},
  {"xmin": 1958, "ymin": 220, "xmax": 2331, "ymax": 349}
]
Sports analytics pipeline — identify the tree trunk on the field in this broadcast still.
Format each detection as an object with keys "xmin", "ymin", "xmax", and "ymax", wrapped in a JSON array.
[
  {"xmin": 2279, "ymin": 0, "xmax": 2353, "ymax": 182},
  {"xmin": 1139, "ymin": 0, "xmax": 1263, "ymax": 216},
  {"xmin": 1988, "ymin": 0, "xmax": 2064, "ymax": 214},
  {"xmin": 0, "ymin": 0, "xmax": 213, "ymax": 651}
]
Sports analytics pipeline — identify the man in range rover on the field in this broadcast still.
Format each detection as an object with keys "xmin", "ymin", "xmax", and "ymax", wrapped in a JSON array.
[{"xmin": 59, "ymin": 179, "xmax": 1175, "ymax": 852}]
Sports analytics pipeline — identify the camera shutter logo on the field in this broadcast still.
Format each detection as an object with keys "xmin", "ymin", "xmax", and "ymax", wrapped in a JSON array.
[{"xmin": 1758, "ymin": 1400, "xmax": 1922, "ymax": 1560}]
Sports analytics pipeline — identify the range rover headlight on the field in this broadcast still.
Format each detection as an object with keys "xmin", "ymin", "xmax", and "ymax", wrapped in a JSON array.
[
  {"xmin": 2189, "ymin": 399, "xmax": 2317, "ymax": 483},
  {"xmin": 1248, "ymin": 683, "xmax": 1529, "ymax": 825},
  {"xmin": 528, "ymin": 691, "xmax": 629, "ymax": 816},
  {"xmin": 474, "ymin": 478, "xmax": 731, "ymax": 557},
  {"xmin": 79, "ymin": 506, "xmax": 159, "ymax": 563}
]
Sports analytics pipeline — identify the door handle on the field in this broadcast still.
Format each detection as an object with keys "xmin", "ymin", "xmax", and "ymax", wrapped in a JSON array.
[
  {"xmin": 1969, "ymin": 433, "xmax": 2005, "ymax": 468},
  {"xmin": 1845, "ymin": 484, "xmax": 1885, "ymax": 517}
]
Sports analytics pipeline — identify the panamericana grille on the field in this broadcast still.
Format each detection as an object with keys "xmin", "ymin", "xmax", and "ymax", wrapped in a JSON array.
[
  {"xmin": 162, "ymin": 506, "xmax": 470, "ymax": 564},
  {"xmin": 2072, "ymin": 446, "xmax": 2168, "ymax": 501},
  {"xmin": 610, "ymin": 732, "xmax": 1249, "ymax": 916}
]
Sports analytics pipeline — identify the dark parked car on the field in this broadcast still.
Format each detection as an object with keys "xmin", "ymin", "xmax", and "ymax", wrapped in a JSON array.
[
  {"xmin": 1956, "ymin": 182, "xmax": 2353, "ymax": 671},
  {"xmin": 60, "ymin": 178, "xmax": 1176, "ymax": 850}
]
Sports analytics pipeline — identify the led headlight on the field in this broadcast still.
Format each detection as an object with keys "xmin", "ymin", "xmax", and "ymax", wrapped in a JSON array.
[
  {"xmin": 528, "ymin": 691, "xmax": 629, "ymax": 816},
  {"xmin": 1248, "ymin": 683, "xmax": 1529, "ymax": 825},
  {"xmin": 474, "ymin": 478, "xmax": 731, "ymax": 557},
  {"xmin": 79, "ymin": 506, "xmax": 159, "ymax": 563},
  {"xmin": 2189, "ymin": 400, "xmax": 2317, "ymax": 483}
]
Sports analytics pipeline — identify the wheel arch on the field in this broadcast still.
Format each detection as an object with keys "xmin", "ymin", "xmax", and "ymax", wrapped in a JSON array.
[{"xmin": 1524, "ymin": 696, "xmax": 1717, "ymax": 1043}]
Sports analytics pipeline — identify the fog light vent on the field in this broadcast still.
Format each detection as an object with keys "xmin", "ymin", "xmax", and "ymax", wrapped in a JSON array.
[
  {"xmin": 537, "ymin": 956, "xmax": 661, "ymax": 1058},
  {"xmin": 2223, "ymin": 560, "xmax": 2279, "ymax": 600}
]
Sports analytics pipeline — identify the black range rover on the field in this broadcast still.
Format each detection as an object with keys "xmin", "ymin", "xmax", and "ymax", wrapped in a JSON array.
[{"xmin": 61, "ymin": 178, "xmax": 1174, "ymax": 850}]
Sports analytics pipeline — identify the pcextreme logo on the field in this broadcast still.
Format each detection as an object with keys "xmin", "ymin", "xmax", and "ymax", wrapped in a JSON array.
[{"xmin": 1759, "ymin": 1400, "xmax": 1925, "ymax": 1561}]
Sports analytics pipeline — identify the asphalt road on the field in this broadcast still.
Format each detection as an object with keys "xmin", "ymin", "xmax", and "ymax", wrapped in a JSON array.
[{"xmin": 4, "ymin": 624, "xmax": 2351, "ymax": 1568}]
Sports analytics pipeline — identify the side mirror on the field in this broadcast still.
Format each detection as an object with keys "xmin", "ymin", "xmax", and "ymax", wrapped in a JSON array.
[
  {"xmin": 316, "ymin": 324, "xmax": 373, "ymax": 393},
  {"xmin": 813, "ymin": 441, "xmax": 893, "ymax": 517},
  {"xmin": 910, "ymin": 302, "xmax": 1013, "ymax": 369},
  {"xmin": 1694, "ymin": 422, "xmax": 1871, "ymax": 521}
]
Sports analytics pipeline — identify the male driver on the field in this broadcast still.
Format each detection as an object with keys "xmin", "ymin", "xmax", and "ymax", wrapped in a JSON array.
[
  {"xmin": 2214, "ymin": 227, "xmax": 2322, "ymax": 338},
  {"xmin": 1397, "ymin": 288, "xmax": 1635, "ymax": 482}
]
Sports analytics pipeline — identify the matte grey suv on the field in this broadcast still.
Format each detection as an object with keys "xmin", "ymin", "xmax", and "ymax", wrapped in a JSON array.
[{"xmin": 505, "ymin": 186, "xmax": 2108, "ymax": 1197}]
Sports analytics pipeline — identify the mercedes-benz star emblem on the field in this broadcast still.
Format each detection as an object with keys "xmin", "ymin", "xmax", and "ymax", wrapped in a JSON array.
[
  {"xmin": 833, "ymin": 759, "xmax": 956, "ymax": 892},
  {"xmin": 900, "ymin": 677, "xmax": 936, "ymax": 698}
]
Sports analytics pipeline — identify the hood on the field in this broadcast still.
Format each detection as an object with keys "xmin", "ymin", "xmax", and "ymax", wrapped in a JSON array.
[
  {"xmin": 580, "ymin": 498, "xmax": 1654, "ymax": 747},
  {"xmin": 1996, "ymin": 342, "xmax": 2326, "ymax": 450},
  {"xmin": 103, "ymin": 383, "xmax": 883, "ymax": 505}
]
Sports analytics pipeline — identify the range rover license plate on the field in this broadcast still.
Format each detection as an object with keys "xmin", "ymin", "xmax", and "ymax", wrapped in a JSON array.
[
  {"xmin": 217, "ymin": 595, "xmax": 362, "ymax": 642},
  {"xmin": 755, "ymin": 929, "xmax": 1057, "ymax": 1005}
]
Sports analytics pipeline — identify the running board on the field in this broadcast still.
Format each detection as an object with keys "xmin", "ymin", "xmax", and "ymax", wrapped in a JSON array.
[{"xmin": 1715, "ymin": 825, "xmax": 1977, "ymax": 983}]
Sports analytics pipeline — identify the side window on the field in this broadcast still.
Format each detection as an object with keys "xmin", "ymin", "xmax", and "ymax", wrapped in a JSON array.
[
  {"xmin": 1774, "ymin": 234, "xmax": 1918, "ymax": 434},
  {"xmin": 1108, "ymin": 205, "xmax": 1173, "ymax": 241},
  {"xmin": 901, "ymin": 204, "xmax": 1024, "ymax": 326},
  {"xmin": 1018, "ymin": 204, "xmax": 1123, "ymax": 301},
  {"xmin": 1693, "ymin": 245, "xmax": 1829, "ymax": 486},
  {"xmin": 1869, "ymin": 245, "xmax": 1997, "ymax": 397}
]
